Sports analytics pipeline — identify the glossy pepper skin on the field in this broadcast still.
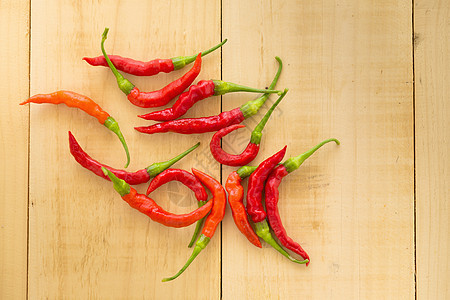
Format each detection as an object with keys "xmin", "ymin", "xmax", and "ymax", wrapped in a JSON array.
[
  {"xmin": 225, "ymin": 170, "xmax": 261, "ymax": 248},
  {"xmin": 139, "ymin": 80, "xmax": 215, "ymax": 121},
  {"xmin": 100, "ymin": 28, "xmax": 202, "ymax": 108},
  {"xmin": 246, "ymin": 147, "xmax": 308, "ymax": 265},
  {"xmin": 210, "ymin": 89, "xmax": 288, "ymax": 166},
  {"xmin": 69, "ymin": 131, "xmax": 199, "ymax": 185},
  {"xmin": 149, "ymin": 169, "xmax": 211, "ymax": 248},
  {"xmin": 146, "ymin": 169, "xmax": 208, "ymax": 203},
  {"xmin": 83, "ymin": 39, "xmax": 227, "ymax": 76},
  {"xmin": 103, "ymin": 168, "xmax": 213, "ymax": 228},
  {"xmin": 135, "ymin": 56, "xmax": 283, "ymax": 135},
  {"xmin": 163, "ymin": 168, "xmax": 226, "ymax": 281},
  {"xmin": 265, "ymin": 138, "xmax": 340, "ymax": 264},
  {"xmin": 247, "ymin": 146, "xmax": 287, "ymax": 223},
  {"xmin": 136, "ymin": 108, "xmax": 245, "ymax": 135},
  {"xmin": 20, "ymin": 90, "xmax": 130, "ymax": 168},
  {"xmin": 139, "ymin": 79, "xmax": 281, "ymax": 121}
]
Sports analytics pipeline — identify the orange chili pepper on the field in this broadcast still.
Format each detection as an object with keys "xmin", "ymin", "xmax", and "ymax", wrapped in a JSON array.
[
  {"xmin": 20, "ymin": 91, "xmax": 130, "ymax": 167},
  {"xmin": 225, "ymin": 171, "xmax": 262, "ymax": 248}
]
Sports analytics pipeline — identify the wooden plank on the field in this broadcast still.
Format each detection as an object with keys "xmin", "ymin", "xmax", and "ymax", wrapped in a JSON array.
[
  {"xmin": 221, "ymin": 0, "xmax": 415, "ymax": 298},
  {"xmin": 28, "ymin": 1, "xmax": 221, "ymax": 298},
  {"xmin": 414, "ymin": 1, "xmax": 450, "ymax": 299},
  {"xmin": 0, "ymin": 0, "xmax": 29, "ymax": 299}
]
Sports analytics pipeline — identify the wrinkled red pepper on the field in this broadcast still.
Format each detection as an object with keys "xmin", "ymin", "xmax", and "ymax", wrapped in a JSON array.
[
  {"xmin": 265, "ymin": 138, "xmax": 340, "ymax": 264},
  {"xmin": 84, "ymin": 39, "xmax": 227, "ymax": 76},
  {"xmin": 210, "ymin": 89, "xmax": 288, "ymax": 166},
  {"xmin": 69, "ymin": 131, "xmax": 199, "ymax": 185},
  {"xmin": 135, "ymin": 57, "xmax": 283, "ymax": 134},
  {"xmin": 101, "ymin": 28, "xmax": 202, "ymax": 108}
]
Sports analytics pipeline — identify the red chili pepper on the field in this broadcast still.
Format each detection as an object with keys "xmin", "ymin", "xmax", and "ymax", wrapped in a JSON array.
[
  {"xmin": 101, "ymin": 28, "xmax": 202, "ymax": 108},
  {"xmin": 84, "ymin": 39, "xmax": 227, "ymax": 76},
  {"xmin": 146, "ymin": 169, "xmax": 207, "ymax": 203},
  {"xmin": 139, "ymin": 79, "xmax": 281, "ymax": 121},
  {"xmin": 150, "ymin": 169, "xmax": 210, "ymax": 248},
  {"xmin": 102, "ymin": 168, "xmax": 213, "ymax": 228},
  {"xmin": 163, "ymin": 168, "xmax": 226, "ymax": 281},
  {"xmin": 265, "ymin": 138, "xmax": 340, "ymax": 264},
  {"xmin": 225, "ymin": 169, "xmax": 262, "ymax": 248},
  {"xmin": 20, "ymin": 90, "xmax": 130, "ymax": 168},
  {"xmin": 247, "ymin": 147, "xmax": 308, "ymax": 265},
  {"xmin": 69, "ymin": 131, "xmax": 199, "ymax": 185},
  {"xmin": 210, "ymin": 89, "xmax": 288, "ymax": 166},
  {"xmin": 135, "ymin": 57, "xmax": 283, "ymax": 135}
]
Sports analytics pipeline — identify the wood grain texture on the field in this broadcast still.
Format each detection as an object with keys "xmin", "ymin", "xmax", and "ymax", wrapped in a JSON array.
[
  {"xmin": 221, "ymin": 0, "xmax": 414, "ymax": 299},
  {"xmin": 28, "ymin": 1, "xmax": 221, "ymax": 298},
  {"xmin": 0, "ymin": 0, "xmax": 29, "ymax": 299},
  {"xmin": 415, "ymin": 1, "xmax": 450, "ymax": 299},
  {"xmin": 5, "ymin": 0, "xmax": 446, "ymax": 298}
]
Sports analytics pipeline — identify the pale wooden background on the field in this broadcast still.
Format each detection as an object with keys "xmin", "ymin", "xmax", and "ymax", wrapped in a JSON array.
[{"xmin": 0, "ymin": 0, "xmax": 448, "ymax": 299}]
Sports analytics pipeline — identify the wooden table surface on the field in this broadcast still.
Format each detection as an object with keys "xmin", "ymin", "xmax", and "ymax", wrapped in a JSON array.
[{"xmin": 1, "ymin": 1, "xmax": 448, "ymax": 299}]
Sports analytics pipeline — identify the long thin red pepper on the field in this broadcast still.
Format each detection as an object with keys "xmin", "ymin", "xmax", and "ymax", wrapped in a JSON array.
[
  {"xmin": 225, "ymin": 169, "xmax": 262, "ymax": 248},
  {"xmin": 138, "ymin": 78, "xmax": 281, "ymax": 121},
  {"xmin": 138, "ymin": 80, "xmax": 215, "ymax": 121},
  {"xmin": 100, "ymin": 28, "xmax": 201, "ymax": 108},
  {"xmin": 20, "ymin": 91, "xmax": 130, "ymax": 167},
  {"xmin": 101, "ymin": 29, "xmax": 279, "ymax": 108},
  {"xmin": 146, "ymin": 169, "xmax": 207, "ymax": 202},
  {"xmin": 69, "ymin": 131, "xmax": 199, "ymax": 185},
  {"xmin": 163, "ymin": 168, "xmax": 226, "ymax": 281},
  {"xmin": 102, "ymin": 167, "xmax": 213, "ymax": 228},
  {"xmin": 135, "ymin": 56, "xmax": 283, "ymax": 135},
  {"xmin": 84, "ymin": 39, "xmax": 227, "ymax": 76},
  {"xmin": 210, "ymin": 88, "xmax": 288, "ymax": 166},
  {"xmin": 247, "ymin": 147, "xmax": 308, "ymax": 265},
  {"xmin": 265, "ymin": 138, "xmax": 340, "ymax": 264}
]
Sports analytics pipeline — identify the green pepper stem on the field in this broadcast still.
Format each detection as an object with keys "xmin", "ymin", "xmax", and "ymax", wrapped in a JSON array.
[
  {"xmin": 188, "ymin": 201, "xmax": 207, "ymax": 248},
  {"xmin": 101, "ymin": 167, "xmax": 131, "ymax": 197},
  {"xmin": 250, "ymin": 88, "xmax": 288, "ymax": 144},
  {"xmin": 236, "ymin": 165, "xmax": 257, "ymax": 179},
  {"xmin": 255, "ymin": 219, "xmax": 308, "ymax": 264},
  {"xmin": 103, "ymin": 116, "xmax": 130, "ymax": 168},
  {"xmin": 240, "ymin": 56, "xmax": 283, "ymax": 119},
  {"xmin": 146, "ymin": 142, "xmax": 200, "ymax": 177},
  {"xmin": 283, "ymin": 138, "xmax": 340, "ymax": 173},
  {"xmin": 101, "ymin": 28, "xmax": 135, "ymax": 95},
  {"xmin": 212, "ymin": 80, "xmax": 281, "ymax": 96},
  {"xmin": 162, "ymin": 235, "xmax": 210, "ymax": 282},
  {"xmin": 172, "ymin": 39, "xmax": 228, "ymax": 70}
]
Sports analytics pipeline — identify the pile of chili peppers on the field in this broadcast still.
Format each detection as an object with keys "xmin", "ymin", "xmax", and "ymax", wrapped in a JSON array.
[{"xmin": 22, "ymin": 27, "xmax": 340, "ymax": 282}]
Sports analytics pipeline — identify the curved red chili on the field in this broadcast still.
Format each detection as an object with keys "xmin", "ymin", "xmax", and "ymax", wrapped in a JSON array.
[
  {"xmin": 225, "ymin": 170, "xmax": 261, "ymax": 248},
  {"xmin": 20, "ymin": 90, "xmax": 130, "ymax": 168},
  {"xmin": 139, "ymin": 80, "xmax": 215, "ymax": 121},
  {"xmin": 135, "ymin": 57, "xmax": 283, "ymax": 135},
  {"xmin": 102, "ymin": 168, "xmax": 213, "ymax": 228},
  {"xmin": 83, "ymin": 39, "xmax": 227, "ymax": 76},
  {"xmin": 146, "ymin": 168, "xmax": 208, "ymax": 202},
  {"xmin": 265, "ymin": 138, "xmax": 340, "ymax": 264},
  {"xmin": 101, "ymin": 28, "xmax": 201, "ymax": 108},
  {"xmin": 245, "ymin": 147, "xmax": 307, "ymax": 265},
  {"xmin": 69, "ymin": 131, "xmax": 199, "ymax": 185},
  {"xmin": 163, "ymin": 168, "xmax": 226, "ymax": 281},
  {"xmin": 210, "ymin": 89, "xmax": 288, "ymax": 166},
  {"xmin": 247, "ymin": 146, "xmax": 287, "ymax": 223},
  {"xmin": 139, "ymin": 79, "xmax": 281, "ymax": 121}
]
